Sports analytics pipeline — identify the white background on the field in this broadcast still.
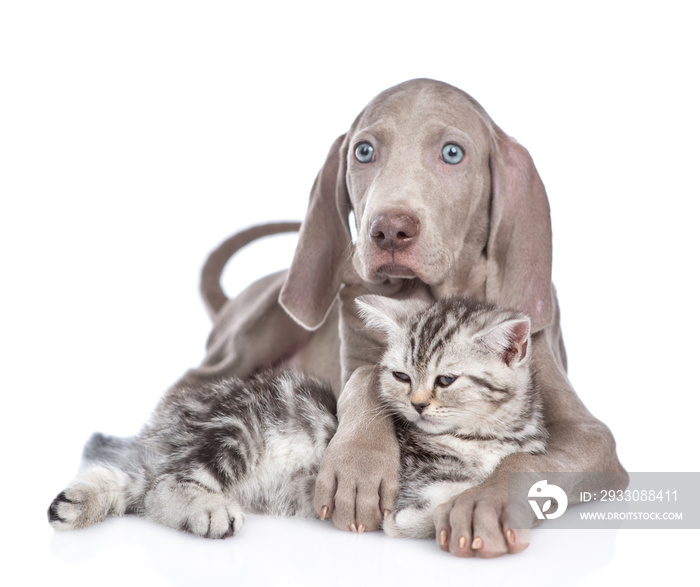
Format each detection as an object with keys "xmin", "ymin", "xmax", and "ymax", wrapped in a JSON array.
[{"xmin": 2, "ymin": 1, "xmax": 699, "ymax": 585}]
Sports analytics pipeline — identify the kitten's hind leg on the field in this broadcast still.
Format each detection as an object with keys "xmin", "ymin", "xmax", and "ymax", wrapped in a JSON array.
[
  {"xmin": 383, "ymin": 481, "xmax": 475, "ymax": 539},
  {"xmin": 48, "ymin": 465, "xmax": 130, "ymax": 530},
  {"xmin": 144, "ymin": 472, "xmax": 244, "ymax": 539},
  {"xmin": 383, "ymin": 506, "xmax": 435, "ymax": 539}
]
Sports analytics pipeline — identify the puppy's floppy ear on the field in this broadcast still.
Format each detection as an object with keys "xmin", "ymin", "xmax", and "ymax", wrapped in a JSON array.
[
  {"xmin": 279, "ymin": 134, "xmax": 352, "ymax": 331},
  {"xmin": 486, "ymin": 133, "xmax": 553, "ymax": 332}
]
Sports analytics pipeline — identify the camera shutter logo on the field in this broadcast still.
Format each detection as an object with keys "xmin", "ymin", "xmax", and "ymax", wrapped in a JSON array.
[{"xmin": 528, "ymin": 480, "xmax": 569, "ymax": 520}]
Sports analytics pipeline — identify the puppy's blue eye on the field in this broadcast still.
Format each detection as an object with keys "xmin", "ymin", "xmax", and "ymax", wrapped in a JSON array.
[
  {"xmin": 441, "ymin": 143, "xmax": 464, "ymax": 165},
  {"xmin": 392, "ymin": 371, "xmax": 411, "ymax": 383},
  {"xmin": 435, "ymin": 375, "xmax": 456, "ymax": 388},
  {"xmin": 355, "ymin": 142, "xmax": 375, "ymax": 163}
]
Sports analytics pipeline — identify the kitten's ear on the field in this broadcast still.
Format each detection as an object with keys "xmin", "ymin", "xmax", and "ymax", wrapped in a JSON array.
[
  {"xmin": 476, "ymin": 316, "xmax": 531, "ymax": 367},
  {"xmin": 355, "ymin": 295, "xmax": 428, "ymax": 337}
]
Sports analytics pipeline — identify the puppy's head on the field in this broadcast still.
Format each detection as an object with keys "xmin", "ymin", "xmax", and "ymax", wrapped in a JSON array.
[
  {"xmin": 345, "ymin": 79, "xmax": 494, "ymax": 296},
  {"xmin": 281, "ymin": 79, "xmax": 553, "ymax": 333}
]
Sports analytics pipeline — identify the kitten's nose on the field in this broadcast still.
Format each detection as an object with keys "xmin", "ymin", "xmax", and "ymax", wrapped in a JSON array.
[{"xmin": 411, "ymin": 400, "xmax": 430, "ymax": 414}]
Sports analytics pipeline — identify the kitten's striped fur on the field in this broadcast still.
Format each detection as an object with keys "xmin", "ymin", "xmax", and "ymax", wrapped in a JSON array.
[
  {"xmin": 48, "ymin": 296, "xmax": 546, "ymax": 539},
  {"xmin": 358, "ymin": 296, "xmax": 547, "ymax": 537}
]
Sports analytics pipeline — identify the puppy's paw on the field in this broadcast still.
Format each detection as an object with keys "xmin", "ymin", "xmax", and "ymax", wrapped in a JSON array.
[
  {"xmin": 315, "ymin": 419, "xmax": 400, "ymax": 533},
  {"xmin": 432, "ymin": 484, "xmax": 531, "ymax": 558}
]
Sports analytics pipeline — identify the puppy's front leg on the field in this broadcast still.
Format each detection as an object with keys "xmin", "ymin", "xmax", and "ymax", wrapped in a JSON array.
[
  {"xmin": 432, "ymin": 329, "xmax": 627, "ymax": 558},
  {"xmin": 314, "ymin": 365, "xmax": 400, "ymax": 532}
]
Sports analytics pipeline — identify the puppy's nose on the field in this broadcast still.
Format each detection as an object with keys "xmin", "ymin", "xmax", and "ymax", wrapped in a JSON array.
[
  {"xmin": 411, "ymin": 400, "xmax": 430, "ymax": 414},
  {"xmin": 370, "ymin": 213, "xmax": 419, "ymax": 251}
]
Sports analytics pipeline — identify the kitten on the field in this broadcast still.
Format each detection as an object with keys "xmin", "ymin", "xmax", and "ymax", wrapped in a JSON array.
[
  {"xmin": 48, "ymin": 296, "xmax": 546, "ymax": 539},
  {"xmin": 48, "ymin": 371, "xmax": 337, "ymax": 538},
  {"xmin": 356, "ymin": 296, "xmax": 547, "ymax": 537}
]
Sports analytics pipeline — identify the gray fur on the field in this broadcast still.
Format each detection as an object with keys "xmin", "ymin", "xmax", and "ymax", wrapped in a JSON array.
[
  {"xmin": 49, "ymin": 372, "xmax": 336, "ymax": 538},
  {"xmin": 357, "ymin": 295, "xmax": 546, "ymax": 537},
  {"xmin": 49, "ymin": 297, "xmax": 545, "ymax": 539}
]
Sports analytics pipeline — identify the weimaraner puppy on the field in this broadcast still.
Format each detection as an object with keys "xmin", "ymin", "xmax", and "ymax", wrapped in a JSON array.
[{"xmin": 189, "ymin": 79, "xmax": 627, "ymax": 558}]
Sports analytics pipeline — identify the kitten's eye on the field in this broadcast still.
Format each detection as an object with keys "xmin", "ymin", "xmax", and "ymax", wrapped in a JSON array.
[
  {"xmin": 441, "ymin": 143, "xmax": 464, "ymax": 165},
  {"xmin": 355, "ymin": 142, "xmax": 375, "ymax": 163},
  {"xmin": 435, "ymin": 375, "xmax": 457, "ymax": 388},
  {"xmin": 392, "ymin": 371, "xmax": 411, "ymax": 383}
]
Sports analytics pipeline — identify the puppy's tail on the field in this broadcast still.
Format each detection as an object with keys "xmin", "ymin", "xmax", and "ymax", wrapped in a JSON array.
[{"xmin": 200, "ymin": 222, "xmax": 301, "ymax": 320}]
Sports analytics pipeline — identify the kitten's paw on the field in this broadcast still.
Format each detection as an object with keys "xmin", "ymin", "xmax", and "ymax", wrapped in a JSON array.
[
  {"xmin": 48, "ymin": 490, "xmax": 78, "ymax": 530},
  {"xmin": 381, "ymin": 511, "xmax": 403, "ymax": 537},
  {"xmin": 145, "ymin": 478, "xmax": 244, "ymax": 539},
  {"xmin": 382, "ymin": 508, "xmax": 434, "ymax": 539},
  {"xmin": 47, "ymin": 486, "xmax": 106, "ymax": 531},
  {"xmin": 48, "ymin": 466, "xmax": 128, "ymax": 531},
  {"xmin": 181, "ymin": 498, "xmax": 245, "ymax": 539}
]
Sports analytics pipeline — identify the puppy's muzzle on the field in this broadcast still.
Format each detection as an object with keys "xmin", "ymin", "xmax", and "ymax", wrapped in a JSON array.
[{"xmin": 369, "ymin": 212, "xmax": 420, "ymax": 252}]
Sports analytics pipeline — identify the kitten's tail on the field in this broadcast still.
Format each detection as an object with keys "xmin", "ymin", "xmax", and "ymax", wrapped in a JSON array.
[
  {"xmin": 200, "ymin": 222, "xmax": 302, "ymax": 320},
  {"xmin": 82, "ymin": 432, "xmax": 139, "ymax": 470}
]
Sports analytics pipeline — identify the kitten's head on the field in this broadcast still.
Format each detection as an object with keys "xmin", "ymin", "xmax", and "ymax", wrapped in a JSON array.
[{"xmin": 356, "ymin": 295, "xmax": 536, "ymax": 436}]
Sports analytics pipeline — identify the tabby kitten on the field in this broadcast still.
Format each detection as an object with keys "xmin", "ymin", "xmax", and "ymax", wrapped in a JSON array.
[
  {"xmin": 48, "ymin": 371, "xmax": 336, "ymax": 538},
  {"xmin": 48, "ymin": 296, "xmax": 546, "ymax": 539},
  {"xmin": 356, "ymin": 295, "xmax": 547, "ymax": 537}
]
